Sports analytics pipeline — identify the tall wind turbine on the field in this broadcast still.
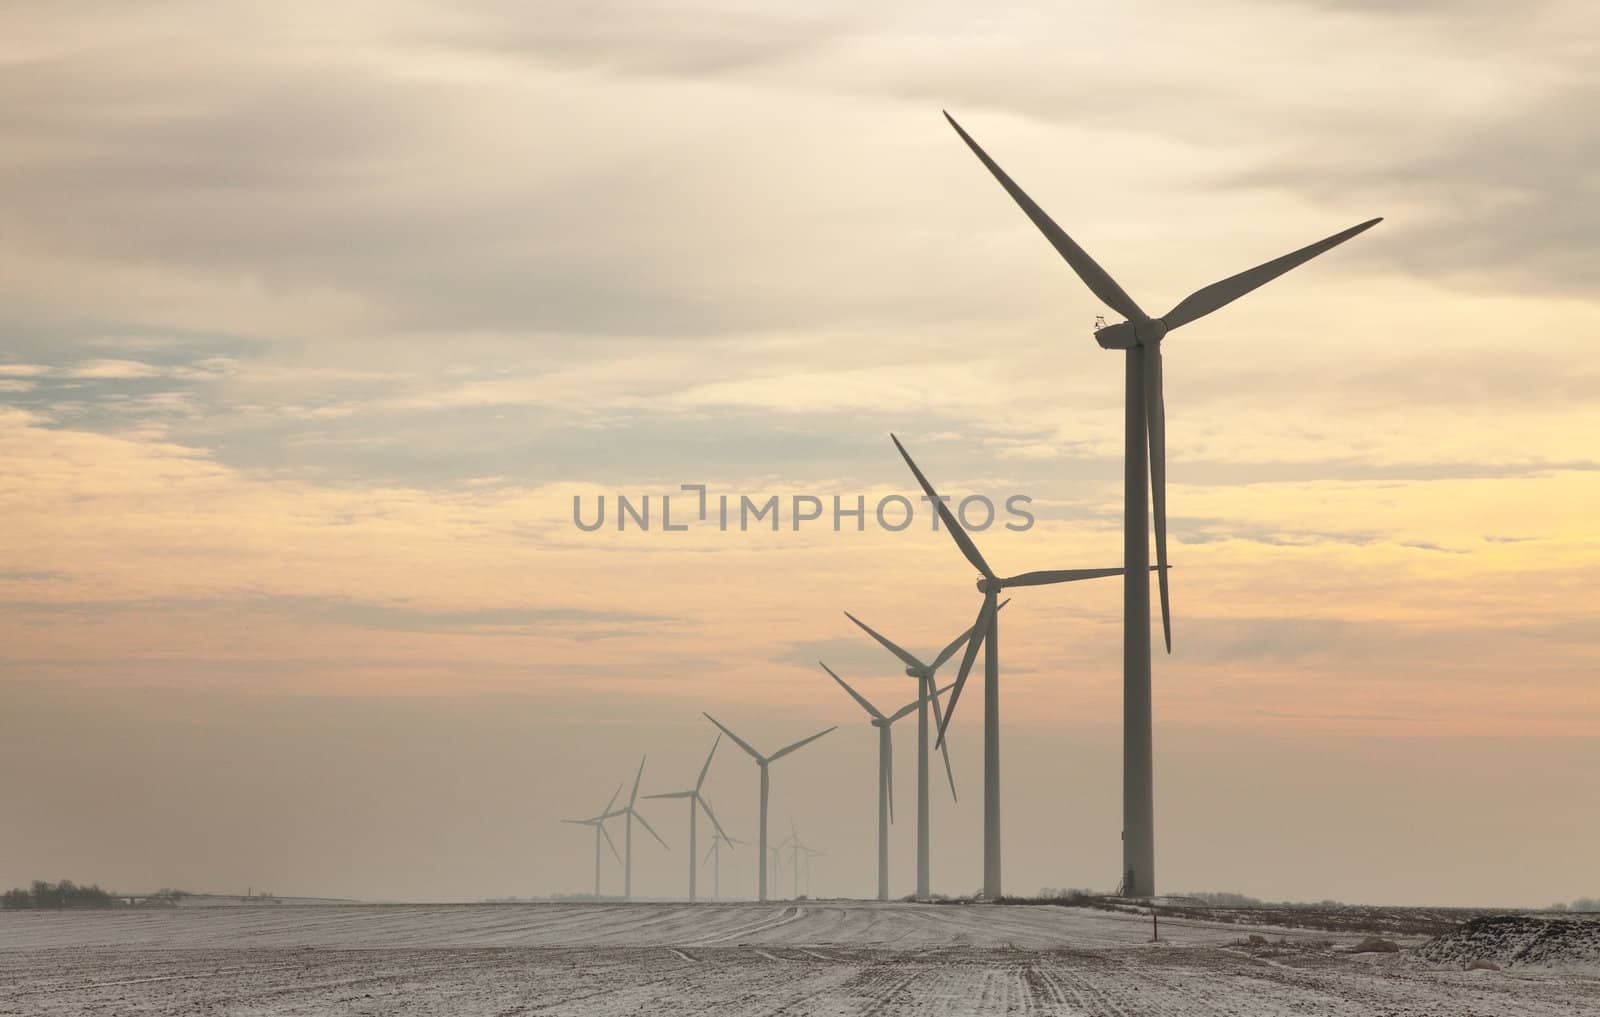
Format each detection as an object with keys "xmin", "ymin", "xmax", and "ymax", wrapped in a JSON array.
[
  {"xmin": 643, "ymin": 735, "xmax": 731, "ymax": 902},
  {"xmin": 843, "ymin": 609, "xmax": 1001, "ymax": 898},
  {"xmin": 893, "ymin": 433, "xmax": 1137, "ymax": 899},
  {"xmin": 818, "ymin": 662, "xmax": 954, "ymax": 901},
  {"xmin": 618, "ymin": 755, "xmax": 669, "ymax": 901},
  {"xmin": 702, "ymin": 714, "xmax": 835, "ymax": 902},
  {"xmin": 561, "ymin": 783, "xmax": 625, "ymax": 899},
  {"xmin": 942, "ymin": 111, "xmax": 1380, "ymax": 895}
]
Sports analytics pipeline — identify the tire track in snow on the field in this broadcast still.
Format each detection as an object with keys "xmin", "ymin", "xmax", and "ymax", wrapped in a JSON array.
[{"xmin": 685, "ymin": 905, "xmax": 805, "ymax": 946}]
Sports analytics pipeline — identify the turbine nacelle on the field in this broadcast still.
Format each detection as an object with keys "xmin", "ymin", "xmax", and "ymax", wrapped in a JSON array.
[{"xmin": 1093, "ymin": 319, "xmax": 1167, "ymax": 350}]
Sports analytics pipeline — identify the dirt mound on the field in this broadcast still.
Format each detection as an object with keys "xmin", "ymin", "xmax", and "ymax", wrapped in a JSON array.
[{"xmin": 1417, "ymin": 915, "xmax": 1600, "ymax": 970}]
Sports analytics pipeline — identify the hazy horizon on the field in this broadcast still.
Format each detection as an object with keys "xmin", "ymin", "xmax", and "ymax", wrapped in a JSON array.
[{"xmin": 3, "ymin": 0, "xmax": 1597, "ymax": 908}]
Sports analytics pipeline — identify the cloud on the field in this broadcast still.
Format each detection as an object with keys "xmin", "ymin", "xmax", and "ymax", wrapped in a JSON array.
[
  {"xmin": 5, "ymin": 592, "xmax": 673, "ymax": 638},
  {"xmin": 63, "ymin": 359, "xmax": 162, "ymax": 379}
]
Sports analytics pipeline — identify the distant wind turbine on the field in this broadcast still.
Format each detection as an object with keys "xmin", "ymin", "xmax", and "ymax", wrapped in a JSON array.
[
  {"xmin": 843, "ymin": 608, "xmax": 1003, "ymax": 898},
  {"xmin": 943, "ymin": 111, "xmax": 1380, "ymax": 896},
  {"xmin": 702, "ymin": 714, "xmax": 835, "ymax": 902},
  {"xmin": 801, "ymin": 846, "xmax": 823, "ymax": 897},
  {"xmin": 561, "ymin": 783, "xmax": 625, "ymax": 899},
  {"xmin": 701, "ymin": 816, "xmax": 742, "ymax": 901},
  {"xmin": 618, "ymin": 755, "xmax": 669, "ymax": 901},
  {"xmin": 893, "ymin": 433, "xmax": 1141, "ymax": 899},
  {"xmin": 778, "ymin": 821, "xmax": 821, "ymax": 899},
  {"xmin": 818, "ymin": 662, "xmax": 954, "ymax": 901},
  {"xmin": 643, "ymin": 735, "xmax": 731, "ymax": 902}
]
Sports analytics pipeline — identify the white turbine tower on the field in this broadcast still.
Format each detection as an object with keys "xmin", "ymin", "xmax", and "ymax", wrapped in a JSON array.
[
  {"xmin": 702, "ymin": 714, "xmax": 835, "ymax": 902},
  {"xmin": 561, "ymin": 783, "xmax": 624, "ymax": 899},
  {"xmin": 617, "ymin": 755, "xmax": 668, "ymax": 901},
  {"xmin": 942, "ymin": 111, "xmax": 1380, "ymax": 895},
  {"xmin": 893, "ymin": 433, "xmax": 1141, "ymax": 899},
  {"xmin": 842, "ymin": 608, "xmax": 1000, "ymax": 898},
  {"xmin": 643, "ymin": 735, "xmax": 731, "ymax": 902},
  {"xmin": 818, "ymin": 662, "xmax": 955, "ymax": 901}
]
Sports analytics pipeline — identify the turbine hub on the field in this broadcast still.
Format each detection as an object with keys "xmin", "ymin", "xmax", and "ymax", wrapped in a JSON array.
[
  {"xmin": 976, "ymin": 576, "xmax": 996, "ymax": 594},
  {"xmin": 1135, "ymin": 318, "xmax": 1169, "ymax": 346}
]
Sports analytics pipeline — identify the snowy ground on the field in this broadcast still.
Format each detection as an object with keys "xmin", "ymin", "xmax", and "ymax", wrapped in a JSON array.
[{"xmin": 2, "ymin": 901, "xmax": 1595, "ymax": 1015}]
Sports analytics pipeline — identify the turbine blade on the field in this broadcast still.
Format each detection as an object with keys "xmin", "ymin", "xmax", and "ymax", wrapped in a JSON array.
[
  {"xmin": 769, "ymin": 726, "xmax": 836, "ymax": 762},
  {"xmin": 999, "ymin": 566, "xmax": 1125, "ymax": 588},
  {"xmin": 1145, "ymin": 344, "xmax": 1172, "ymax": 653},
  {"xmin": 698, "ymin": 794, "xmax": 731, "ymax": 845},
  {"xmin": 929, "ymin": 598, "xmax": 1010, "ymax": 671},
  {"xmin": 934, "ymin": 678, "xmax": 953, "ymax": 799},
  {"xmin": 887, "ymin": 696, "xmax": 921, "ymax": 724},
  {"xmin": 561, "ymin": 818, "xmax": 590, "ymax": 826},
  {"xmin": 703, "ymin": 841, "xmax": 718, "ymax": 866},
  {"xmin": 629, "ymin": 755, "xmax": 647, "ymax": 807},
  {"xmin": 696, "ymin": 733, "xmax": 721, "ymax": 791},
  {"xmin": 1162, "ymin": 218, "xmax": 1383, "ymax": 331},
  {"xmin": 703, "ymin": 713, "xmax": 765, "ymax": 762},
  {"xmin": 944, "ymin": 111, "xmax": 1146, "ymax": 322},
  {"xmin": 632, "ymin": 808, "xmax": 669, "ymax": 849},
  {"xmin": 642, "ymin": 790, "xmax": 695, "ymax": 800},
  {"xmin": 937, "ymin": 599, "xmax": 991, "ymax": 749},
  {"xmin": 600, "ymin": 822, "xmax": 622, "ymax": 865},
  {"xmin": 890, "ymin": 434, "xmax": 994, "ymax": 580},
  {"xmin": 819, "ymin": 661, "xmax": 886, "ymax": 720},
  {"xmin": 601, "ymin": 782, "xmax": 623, "ymax": 817},
  {"xmin": 927, "ymin": 674, "xmax": 958, "ymax": 802},
  {"xmin": 843, "ymin": 611, "xmax": 925, "ymax": 672}
]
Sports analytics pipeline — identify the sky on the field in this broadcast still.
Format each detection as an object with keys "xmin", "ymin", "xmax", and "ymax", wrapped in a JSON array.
[{"xmin": 2, "ymin": 1, "xmax": 1597, "ymax": 907}]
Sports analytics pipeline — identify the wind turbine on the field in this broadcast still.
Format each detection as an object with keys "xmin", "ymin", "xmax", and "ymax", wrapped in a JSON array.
[
  {"xmin": 818, "ymin": 662, "xmax": 955, "ymax": 901},
  {"xmin": 842, "ymin": 608, "xmax": 1001, "ymax": 899},
  {"xmin": 701, "ymin": 817, "xmax": 743, "ymax": 901},
  {"xmin": 780, "ymin": 821, "xmax": 821, "ymax": 899},
  {"xmin": 643, "ymin": 735, "xmax": 731, "ymax": 902},
  {"xmin": 801, "ymin": 846, "xmax": 823, "ymax": 897},
  {"xmin": 702, "ymin": 714, "xmax": 835, "ymax": 902},
  {"xmin": 942, "ymin": 111, "xmax": 1381, "ymax": 896},
  {"xmin": 561, "ymin": 783, "xmax": 625, "ymax": 899},
  {"xmin": 893, "ymin": 433, "xmax": 1139, "ymax": 899},
  {"xmin": 618, "ymin": 755, "xmax": 669, "ymax": 901}
]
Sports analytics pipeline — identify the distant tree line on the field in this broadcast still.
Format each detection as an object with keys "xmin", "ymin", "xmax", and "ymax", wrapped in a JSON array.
[
  {"xmin": 1, "ymin": 881, "xmax": 195, "ymax": 909},
  {"xmin": 1549, "ymin": 898, "xmax": 1600, "ymax": 912},
  {"xmin": 2, "ymin": 880, "xmax": 116, "ymax": 909}
]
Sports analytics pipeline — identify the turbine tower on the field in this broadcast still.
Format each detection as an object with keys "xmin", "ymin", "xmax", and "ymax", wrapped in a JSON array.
[
  {"xmin": 643, "ymin": 735, "xmax": 731, "ymax": 902},
  {"xmin": 618, "ymin": 755, "xmax": 669, "ymax": 901},
  {"xmin": 843, "ymin": 609, "xmax": 994, "ymax": 898},
  {"xmin": 942, "ymin": 111, "xmax": 1380, "ymax": 895},
  {"xmin": 702, "ymin": 714, "xmax": 835, "ymax": 902},
  {"xmin": 561, "ymin": 783, "xmax": 625, "ymax": 899},
  {"xmin": 818, "ymin": 662, "xmax": 954, "ymax": 901},
  {"xmin": 893, "ymin": 433, "xmax": 1135, "ymax": 899}
]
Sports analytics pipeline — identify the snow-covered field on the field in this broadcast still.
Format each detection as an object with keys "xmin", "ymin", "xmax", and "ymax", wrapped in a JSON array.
[{"xmin": 2, "ymin": 901, "xmax": 1595, "ymax": 1015}]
